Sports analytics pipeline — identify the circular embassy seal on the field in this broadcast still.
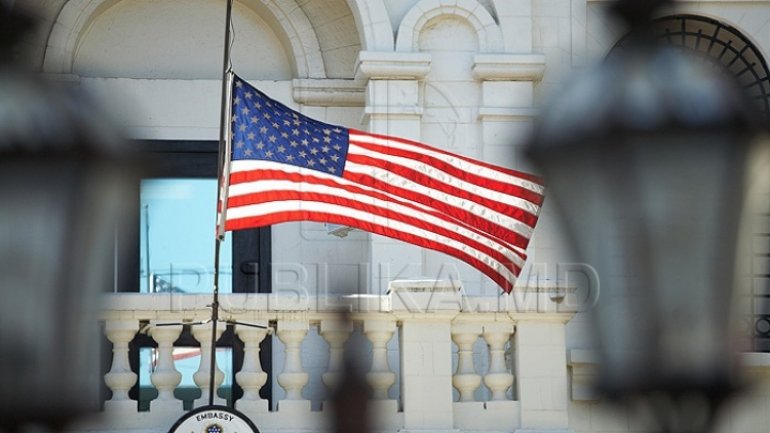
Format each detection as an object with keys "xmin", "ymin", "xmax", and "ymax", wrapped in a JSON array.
[{"xmin": 168, "ymin": 405, "xmax": 260, "ymax": 433}]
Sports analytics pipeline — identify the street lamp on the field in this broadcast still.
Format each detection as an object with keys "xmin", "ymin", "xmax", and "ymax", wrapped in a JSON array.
[
  {"xmin": 0, "ymin": 5, "xmax": 139, "ymax": 430},
  {"xmin": 526, "ymin": 0, "xmax": 761, "ymax": 431}
]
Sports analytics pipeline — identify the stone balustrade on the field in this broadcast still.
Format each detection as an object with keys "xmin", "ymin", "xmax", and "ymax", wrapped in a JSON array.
[{"xmin": 92, "ymin": 286, "xmax": 575, "ymax": 433}]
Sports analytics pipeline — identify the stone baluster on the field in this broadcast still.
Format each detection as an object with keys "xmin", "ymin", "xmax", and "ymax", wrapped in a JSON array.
[
  {"xmin": 364, "ymin": 319, "xmax": 396, "ymax": 400},
  {"xmin": 277, "ymin": 319, "xmax": 310, "ymax": 408},
  {"xmin": 320, "ymin": 319, "xmax": 353, "ymax": 390},
  {"xmin": 104, "ymin": 320, "xmax": 138, "ymax": 411},
  {"xmin": 483, "ymin": 323, "xmax": 514, "ymax": 401},
  {"xmin": 148, "ymin": 322, "xmax": 183, "ymax": 412},
  {"xmin": 235, "ymin": 324, "xmax": 270, "ymax": 414},
  {"xmin": 452, "ymin": 323, "xmax": 482, "ymax": 402},
  {"xmin": 192, "ymin": 322, "xmax": 225, "ymax": 407}
]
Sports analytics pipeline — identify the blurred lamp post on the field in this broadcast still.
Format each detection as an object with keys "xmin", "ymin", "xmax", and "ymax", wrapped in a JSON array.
[
  {"xmin": 526, "ymin": 0, "xmax": 760, "ymax": 432},
  {"xmin": 0, "ymin": 5, "xmax": 138, "ymax": 431}
]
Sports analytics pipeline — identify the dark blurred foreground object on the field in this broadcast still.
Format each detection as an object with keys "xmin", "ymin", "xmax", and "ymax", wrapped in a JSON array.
[
  {"xmin": 331, "ymin": 351, "xmax": 372, "ymax": 433},
  {"xmin": 0, "ymin": 5, "xmax": 138, "ymax": 431},
  {"xmin": 527, "ymin": 0, "xmax": 761, "ymax": 432},
  {"xmin": 329, "ymin": 312, "xmax": 373, "ymax": 433}
]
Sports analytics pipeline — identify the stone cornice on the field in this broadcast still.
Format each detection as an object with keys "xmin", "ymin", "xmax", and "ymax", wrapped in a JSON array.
[
  {"xmin": 292, "ymin": 78, "xmax": 365, "ymax": 106},
  {"xmin": 507, "ymin": 312, "xmax": 576, "ymax": 324},
  {"xmin": 478, "ymin": 107, "xmax": 540, "ymax": 121},
  {"xmin": 100, "ymin": 290, "xmax": 579, "ymax": 317},
  {"xmin": 472, "ymin": 54, "xmax": 547, "ymax": 82},
  {"xmin": 354, "ymin": 51, "xmax": 432, "ymax": 80}
]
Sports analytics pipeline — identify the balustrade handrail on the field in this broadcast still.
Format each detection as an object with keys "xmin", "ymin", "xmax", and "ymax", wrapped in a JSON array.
[
  {"xmin": 100, "ymin": 284, "xmax": 578, "ymax": 318},
  {"xmin": 95, "ymin": 289, "xmax": 576, "ymax": 433}
]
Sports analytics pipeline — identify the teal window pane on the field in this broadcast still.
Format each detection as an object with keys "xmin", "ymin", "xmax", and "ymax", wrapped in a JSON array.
[{"xmin": 139, "ymin": 179, "xmax": 232, "ymax": 294}]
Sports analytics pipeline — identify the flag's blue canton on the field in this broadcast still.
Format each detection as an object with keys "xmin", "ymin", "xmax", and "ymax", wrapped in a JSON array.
[{"xmin": 231, "ymin": 77, "xmax": 349, "ymax": 177}]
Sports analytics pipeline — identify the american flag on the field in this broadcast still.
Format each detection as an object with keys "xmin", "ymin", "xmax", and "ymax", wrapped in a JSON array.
[{"xmin": 220, "ymin": 75, "xmax": 545, "ymax": 292}]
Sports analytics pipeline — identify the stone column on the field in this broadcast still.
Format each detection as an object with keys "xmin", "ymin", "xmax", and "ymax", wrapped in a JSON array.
[
  {"xmin": 355, "ymin": 51, "xmax": 431, "ymax": 294},
  {"xmin": 392, "ymin": 281, "xmax": 460, "ymax": 433},
  {"xmin": 399, "ymin": 316, "xmax": 457, "ymax": 432},
  {"xmin": 514, "ymin": 319, "xmax": 571, "ymax": 432},
  {"xmin": 473, "ymin": 54, "xmax": 545, "ymax": 178}
]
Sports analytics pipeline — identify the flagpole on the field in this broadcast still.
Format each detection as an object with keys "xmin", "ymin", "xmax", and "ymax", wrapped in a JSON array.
[{"xmin": 210, "ymin": 0, "xmax": 235, "ymax": 407}]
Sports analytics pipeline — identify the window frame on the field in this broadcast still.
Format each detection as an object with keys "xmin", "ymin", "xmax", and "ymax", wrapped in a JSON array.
[{"xmin": 116, "ymin": 139, "xmax": 272, "ymax": 408}]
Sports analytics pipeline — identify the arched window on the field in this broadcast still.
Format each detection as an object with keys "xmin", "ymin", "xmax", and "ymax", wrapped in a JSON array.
[
  {"xmin": 611, "ymin": 15, "xmax": 770, "ymax": 352},
  {"xmin": 611, "ymin": 15, "xmax": 770, "ymax": 125}
]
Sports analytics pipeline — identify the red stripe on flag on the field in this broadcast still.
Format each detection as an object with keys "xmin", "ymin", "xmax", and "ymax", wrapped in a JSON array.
[
  {"xmin": 227, "ymin": 189, "xmax": 522, "ymax": 275},
  {"xmin": 225, "ymin": 210, "xmax": 516, "ymax": 292},
  {"xmin": 351, "ymin": 129, "xmax": 545, "ymax": 185},
  {"xmin": 341, "ymin": 163, "xmax": 533, "ymax": 249},
  {"xmin": 349, "ymin": 138, "xmax": 544, "ymax": 207},
  {"xmin": 345, "ymin": 152, "xmax": 540, "ymax": 227},
  {"xmin": 229, "ymin": 167, "xmax": 527, "ymax": 262},
  {"xmin": 224, "ymin": 78, "xmax": 546, "ymax": 292}
]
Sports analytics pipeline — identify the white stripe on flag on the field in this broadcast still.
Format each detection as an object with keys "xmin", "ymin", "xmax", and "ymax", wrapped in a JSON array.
[
  {"xmin": 344, "ymin": 160, "xmax": 535, "ymax": 237},
  {"xmin": 349, "ymin": 132, "xmax": 545, "ymax": 195},
  {"xmin": 227, "ymin": 167, "xmax": 526, "ymax": 270},
  {"xmin": 225, "ymin": 200, "xmax": 518, "ymax": 286},
  {"xmin": 347, "ymin": 143, "xmax": 541, "ymax": 214}
]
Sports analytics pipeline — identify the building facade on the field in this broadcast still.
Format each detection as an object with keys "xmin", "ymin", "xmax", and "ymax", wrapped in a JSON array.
[{"xmin": 13, "ymin": 0, "xmax": 770, "ymax": 432}]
